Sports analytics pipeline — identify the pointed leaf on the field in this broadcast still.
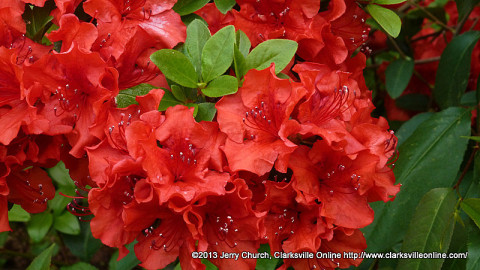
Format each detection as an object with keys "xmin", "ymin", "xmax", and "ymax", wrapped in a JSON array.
[
  {"xmin": 173, "ymin": 0, "xmax": 210, "ymax": 16},
  {"xmin": 246, "ymin": 39, "xmax": 297, "ymax": 74},
  {"xmin": 171, "ymin": 85, "xmax": 187, "ymax": 102},
  {"xmin": 185, "ymin": 19, "xmax": 211, "ymax": 77},
  {"xmin": 397, "ymin": 188, "xmax": 457, "ymax": 270},
  {"xmin": 8, "ymin": 204, "xmax": 31, "ymax": 222},
  {"xmin": 434, "ymin": 31, "xmax": 480, "ymax": 109},
  {"xmin": 366, "ymin": 4, "xmax": 402, "ymax": 37},
  {"xmin": 233, "ymin": 46, "xmax": 247, "ymax": 79},
  {"xmin": 256, "ymin": 244, "xmax": 279, "ymax": 270},
  {"xmin": 467, "ymin": 222, "xmax": 480, "ymax": 270},
  {"xmin": 396, "ymin": 112, "xmax": 434, "ymax": 147},
  {"xmin": 364, "ymin": 107, "xmax": 471, "ymax": 252},
  {"xmin": 202, "ymin": 75, "xmax": 238, "ymax": 97},
  {"xmin": 462, "ymin": 199, "xmax": 480, "ymax": 230},
  {"xmin": 116, "ymin": 84, "xmax": 155, "ymax": 108},
  {"xmin": 151, "ymin": 49, "xmax": 198, "ymax": 88},
  {"xmin": 385, "ymin": 58, "xmax": 414, "ymax": 99},
  {"xmin": 54, "ymin": 212, "xmax": 80, "ymax": 235},
  {"xmin": 236, "ymin": 30, "xmax": 251, "ymax": 57},
  {"xmin": 201, "ymin": 25, "xmax": 235, "ymax": 82},
  {"xmin": 27, "ymin": 212, "xmax": 53, "ymax": 242},
  {"xmin": 214, "ymin": 0, "xmax": 236, "ymax": 14},
  {"xmin": 62, "ymin": 221, "xmax": 102, "ymax": 261},
  {"xmin": 196, "ymin": 103, "xmax": 217, "ymax": 122},
  {"xmin": 26, "ymin": 243, "xmax": 55, "ymax": 270}
]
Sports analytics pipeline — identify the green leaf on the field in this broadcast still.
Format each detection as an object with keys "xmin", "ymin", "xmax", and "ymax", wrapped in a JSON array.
[
  {"xmin": 456, "ymin": 0, "xmax": 480, "ymax": 22},
  {"xmin": 246, "ymin": 39, "xmax": 298, "ymax": 74},
  {"xmin": 26, "ymin": 243, "xmax": 55, "ymax": 270},
  {"xmin": 434, "ymin": 31, "xmax": 480, "ymax": 109},
  {"xmin": 173, "ymin": 0, "xmax": 210, "ymax": 16},
  {"xmin": 442, "ymin": 222, "xmax": 468, "ymax": 270},
  {"xmin": 48, "ymin": 192, "xmax": 71, "ymax": 216},
  {"xmin": 63, "ymin": 221, "xmax": 102, "ymax": 261},
  {"xmin": 109, "ymin": 241, "xmax": 140, "ymax": 270},
  {"xmin": 54, "ymin": 212, "xmax": 80, "ymax": 235},
  {"xmin": 27, "ymin": 212, "xmax": 53, "ymax": 243},
  {"xmin": 8, "ymin": 204, "xmax": 31, "ymax": 222},
  {"xmin": 22, "ymin": 1, "xmax": 56, "ymax": 42},
  {"xmin": 467, "ymin": 223, "xmax": 480, "ymax": 270},
  {"xmin": 186, "ymin": 103, "xmax": 199, "ymax": 117},
  {"xmin": 201, "ymin": 25, "xmax": 236, "ymax": 83},
  {"xmin": 374, "ymin": 0, "xmax": 407, "ymax": 4},
  {"xmin": 60, "ymin": 262, "xmax": 99, "ymax": 270},
  {"xmin": 396, "ymin": 112, "xmax": 434, "ymax": 147},
  {"xmin": 366, "ymin": 4, "xmax": 402, "ymax": 37},
  {"xmin": 236, "ymin": 30, "xmax": 251, "ymax": 58},
  {"xmin": 46, "ymin": 161, "xmax": 75, "ymax": 194},
  {"xmin": 195, "ymin": 103, "xmax": 217, "ymax": 122},
  {"xmin": 462, "ymin": 199, "xmax": 480, "ymax": 230},
  {"xmin": 385, "ymin": 58, "xmax": 414, "ymax": 99},
  {"xmin": 256, "ymin": 244, "xmax": 279, "ymax": 270},
  {"xmin": 185, "ymin": 19, "xmax": 211, "ymax": 77},
  {"xmin": 151, "ymin": 49, "xmax": 198, "ymax": 88},
  {"xmin": 214, "ymin": 0, "xmax": 236, "ymax": 14},
  {"xmin": 171, "ymin": 85, "xmax": 187, "ymax": 102},
  {"xmin": 397, "ymin": 188, "xmax": 457, "ymax": 270},
  {"xmin": 116, "ymin": 84, "xmax": 155, "ymax": 108},
  {"xmin": 364, "ymin": 107, "xmax": 471, "ymax": 252},
  {"xmin": 233, "ymin": 46, "xmax": 247, "ymax": 79},
  {"xmin": 461, "ymin": 91, "xmax": 477, "ymax": 106},
  {"xmin": 158, "ymin": 89, "xmax": 182, "ymax": 111},
  {"xmin": 202, "ymin": 75, "xmax": 238, "ymax": 97}
]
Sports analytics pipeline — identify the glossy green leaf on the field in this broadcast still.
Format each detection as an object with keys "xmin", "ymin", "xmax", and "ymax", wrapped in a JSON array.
[
  {"xmin": 48, "ymin": 192, "xmax": 71, "ymax": 216},
  {"xmin": 396, "ymin": 112, "xmax": 434, "ymax": 147},
  {"xmin": 397, "ymin": 188, "xmax": 457, "ymax": 270},
  {"xmin": 173, "ymin": 0, "xmax": 210, "ymax": 16},
  {"xmin": 109, "ymin": 241, "xmax": 140, "ymax": 270},
  {"xmin": 233, "ymin": 45, "xmax": 247, "ymax": 78},
  {"xmin": 366, "ymin": 4, "xmax": 402, "ymax": 37},
  {"xmin": 236, "ymin": 30, "xmax": 251, "ymax": 57},
  {"xmin": 63, "ymin": 221, "xmax": 102, "ymax": 261},
  {"xmin": 46, "ymin": 161, "xmax": 75, "ymax": 193},
  {"xmin": 385, "ymin": 58, "xmax": 414, "ymax": 99},
  {"xmin": 60, "ymin": 262, "xmax": 98, "ymax": 270},
  {"xmin": 461, "ymin": 91, "xmax": 477, "ymax": 106},
  {"xmin": 214, "ymin": 0, "xmax": 236, "ymax": 14},
  {"xmin": 23, "ymin": 1, "xmax": 55, "ymax": 42},
  {"xmin": 256, "ymin": 244, "xmax": 279, "ymax": 270},
  {"xmin": 434, "ymin": 31, "xmax": 480, "ymax": 109},
  {"xmin": 202, "ymin": 75, "xmax": 238, "ymax": 97},
  {"xmin": 186, "ymin": 103, "xmax": 199, "ymax": 117},
  {"xmin": 158, "ymin": 89, "xmax": 182, "ymax": 111},
  {"xmin": 116, "ymin": 84, "xmax": 155, "ymax": 108},
  {"xmin": 27, "ymin": 212, "xmax": 53, "ymax": 242},
  {"xmin": 171, "ymin": 85, "xmax": 187, "ymax": 102},
  {"xmin": 151, "ymin": 49, "xmax": 198, "ymax": 88},
  {"xmin": 462, "ymin": 199, "xmax": 480, "ymax": 230},
  {"xmin": 54, "ymin": 212, "xmax": 80, "ymax": 235},
  {"xmin": 185, "ymin": 19, "xmax": 211, "ymax": 77},
  {"xmin": 202, "ymin": 259, "xmax": 218, "ymax": 270},
  {"xmin": 442, "ymin": 222, "xmax": 468, "ymax": 270},
  {"xmin": 26, "ymin": 243, "xmax": 55, "ymax": 270},
  {"xmin": 246, "ymin": 39, "xmax": 298, "ymax": 74},
  {"xmin": 364, "ymin": 107, "xmax": 471, "ymax": 252},
  {"xmin": 201, "ymin": 25, "xmax": 236, "ymax": 83},
  {"xmin": 196, "ymin": 103, "xmax": 217, "ymax": 122},
  {"xmin": 467, "ymin": 223, "xmax": 480, "ymax": 270},
  {"xmin": 8, "ymin": 204, "xmax": 31, "ymax": 222}
]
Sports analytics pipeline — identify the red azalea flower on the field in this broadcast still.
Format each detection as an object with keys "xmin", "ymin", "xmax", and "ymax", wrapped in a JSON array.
[
  {"xmin": 216, "ymin": 66, "xmax": 306, "ymax": 175},
  {"xmin": 289, "ymin": 143, "xmax": 374, "ymax": 229},
  {"xmin": 128, "ymin": 105, "xmax": 229, "ymax": 204},
  {"xmin": 196, "ymin": 179, "xmax": 265, "ymax": 270},
  {"xmin": 46, "ymin": 14, "xmax": 99, "ymax": 53},
  {"xmin": 23, "ymin": 45, "xmax": 119, "ymax": 157}
]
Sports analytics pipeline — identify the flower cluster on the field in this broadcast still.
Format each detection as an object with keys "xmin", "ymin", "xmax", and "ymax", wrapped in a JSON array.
[{"xmin": 1, "ymin": 1, "xmax": 399, "ymax": 269}]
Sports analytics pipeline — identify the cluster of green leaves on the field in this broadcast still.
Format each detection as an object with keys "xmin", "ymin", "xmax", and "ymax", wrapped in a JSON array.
[
  {"xmin": 360, "ymin": 1, "xmax": 480, "ymax": 269},
  {"xmin": 3, "ymin": 163, "xmax": 139, "ymax": 270},
  {"xmin": 116, "ymin": 19, "xmax": 297, "ymax": 122}
]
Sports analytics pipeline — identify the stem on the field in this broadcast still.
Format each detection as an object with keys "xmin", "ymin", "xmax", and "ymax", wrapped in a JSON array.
[
  {"xmin": 414, "ymin": 56, "xmax": 441, "ymax": 64},
  {"xmin": 387, "ymin": 35, "xmax": 406, "ymax": 59},
  {"xmin": 410, "ymin": 30, "xmax": 444, "ymax": 43},
  {"xmin": 407, "ymin": 0, "xmax": 455, "ymax": 32}
]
